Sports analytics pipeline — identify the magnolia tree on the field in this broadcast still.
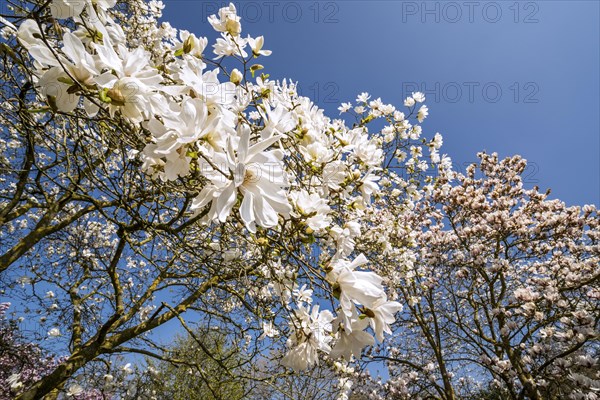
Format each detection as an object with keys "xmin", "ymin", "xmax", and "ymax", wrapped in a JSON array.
[
  {"xmin": 356, "ymin": 154, "xmax": 600, "ymax": 400},
  {"xmin": 0, "ymin": 302, "xmax": 113, "ymax": 399},
  {"xmin": 0, "ymin": 302, "xmax": 60, "ymax": 399},
  {"xmin": 0, "ymin": 0, "xmax": 450, "ymax": 398}
]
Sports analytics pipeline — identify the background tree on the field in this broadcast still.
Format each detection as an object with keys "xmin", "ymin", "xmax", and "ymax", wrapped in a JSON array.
[
  {"xmin": 137, "ymin": 327, "xmax": 249, "ymax": 400},
  {"xmin": 0, "ymin": 302, "xmax": 110, "ymax": 400},
  {"xmin": 125, "ymin": 325, "xmax": 344, "ymax": 400},
  {"xmin": 360, "ymin": 153, "xmax": 600, "ymax": 399}
]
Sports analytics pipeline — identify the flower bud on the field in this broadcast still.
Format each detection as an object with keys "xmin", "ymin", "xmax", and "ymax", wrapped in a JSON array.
[
  {"xmin": 225, "ymin": 19, "xmax": 241, "ymax": 36},
  {"xmin": 230, "ymin": 68, "xmax": 243, "ymax": 85},
  {"xmin": 250, "ymin": 64, "xmax": 264, "ymax": 78}
]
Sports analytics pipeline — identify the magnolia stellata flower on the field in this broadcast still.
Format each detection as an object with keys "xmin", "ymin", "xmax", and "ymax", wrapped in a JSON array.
[
  {"xmin": 260, "ymin": 104, "xmax": 296, "ymax": 139},
  {"xmin": 417, "ymin": 105, "xmax": 429, "ymax": 123},
  {"xmin": 47, "ymin": 327, "xmax": 61, "ymax": 337},
  {"xmin": 259, "ymin": 321, "xmax": 279, "ymax": 340},
  {"xmin": 213, "ymin": 33, "xmax": 248, "ymax": 59},
  {"xmin": 208, "ymin": 3, "xmax": 242, "ymax": 36},
  {"xmin": 330, "ymin": 317, "xmax": 374, "ymax": 361},
  {"xmin": 26, "ymin": 32, "xmax": 100, "ymax": 113},
  {"xmin": 192, "ymin": 130, "xmax": 291, "ymax": 232},
  {"xmin": 16, "ymin": 19, "xmax": 41, "ymax": 50},
  {"xmin": 412, "ymin": 91, "xmax": 426, "ymax": 103},
  {"xmin": 290, "ymin": 190, "xmax": 332, "ymax": 232},
  {"xmin": 230, "ymin": 68, "xmax": 243, "ymax": 85},
  {"xmin": 176, "ymin": 30, "xmax": 208, "ymax": 58},
  {"xmin": 65, "ymin": 384, "xmax": 84, "ymax": 397},
  {"xmin": 121, "ymin": 363, "xmax": 133, "ymax": 375},
  {"xmin": 282, "ymin": 305, "xmax": 333, "ymax": 371},
  {"xmin": 94, "ymin": 36, "xmax": 164, "ymax": 121},
  {"xmin": 327, "ymin": 254, "xmax": 387, "ymax": 331},
  {"xmin": 247, "ymin": 36, "xmax": 272, "ymax": 57},
  {"xmin": 330, "ymin": 221, "xmax": 362, "ymax": 258},
  {"xmin": 366, "ymin": 298, "xmax": 403, "ymax": 342},
  {"xmin": 292, "ymin": 284, "xmax": 314, "ymax": 304}
]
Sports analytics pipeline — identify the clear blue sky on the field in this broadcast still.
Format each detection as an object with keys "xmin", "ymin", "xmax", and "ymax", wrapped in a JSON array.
[{"xmin": 164, "ymin": 0, "xmax": 599, "ymax": 206}]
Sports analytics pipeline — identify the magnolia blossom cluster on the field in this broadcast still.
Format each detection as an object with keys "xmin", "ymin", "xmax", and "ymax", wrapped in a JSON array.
[{"xmin": 11, "ymin": 0, "xmax": 447, "ymax": 381}]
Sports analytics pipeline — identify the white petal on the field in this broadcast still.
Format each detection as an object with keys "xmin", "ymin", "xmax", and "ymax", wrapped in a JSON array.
[
  {"xmin": 239, "ymin": 192, "xmax": 255, "ymax": 232},
  {"xmin": 216, "ymin": 183, "xmax": 236, "ymax": 222}
]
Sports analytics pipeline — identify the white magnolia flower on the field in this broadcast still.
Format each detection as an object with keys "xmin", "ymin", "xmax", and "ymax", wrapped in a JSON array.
[
  {"xmin": 260, "ymin": 104, "xmax": 295, "ymax": 139},
  {"xmin": 417, "ymin": 105, "xmax": 429, "ymax": 123},
  {"xmin": 358, "ymin": 171, "xmax": 380, "ymax": 204},
  {"xmin": 143, "ymin": 97, "xmax": 232, "ymax": 180},
  {"xmin": 281, "ymin": 341, "xmax": 316, "ymax": 372},
  {"xmin": 330, "ymin": 316, "xmax": 374, "ymax": 360},
  {"xmin": 177, "ymin": 67, "xmax": 238, "ymax": 114},
  {"xmin": 177, "ymin": 30, "xmax": 208, "ymax": 58},
  {"xmin": 301, "ymin": 141, "xmax": 335, "ymax": 165},
  {"xmin": 366, "ymin": 298, "xmax": 403, "ymax": 341},
  {"xmin": 353, "ymin": 134, "xmax": 384, "ymax": 168},
  {"xmin": 247, "ymin": 36, "xmax": 272, "ymax": 57},
  {"xmin": 213, "ymin": 33, "xmax": 248, "ymax": 59},
  {"xmin": 282, "ymin": 305, "xmax": 333, "ymax": 371},
  {"xmin": 327, "ymin": 254, "xmax": 386, "ymax": 331},
  {"xmin": 230, "ymin": 68, "xmax": 243, "ymax": 85},
  {"xmin": 412, "ymin": 91, "xmax": 426, "ymax": 103},
  {"xmin": 290, "ymin": 190, "xmax": 332, "ymax": 232},
  {"xmin": 431, "ymin": 132, "xmax": 443, "ymax": 149},
  {"xmin": 322, "ymin": 161, "xmax": 347, "ymax": 191},
  {"xmin": 94, "ymin": 36, "xmax": 164, "ymax": 121},
  {"xmin": 330, "ymin": 221, "xmax": 361, "ymax": 258},
  {"xmin": 338, "ymin": 102, "xmax": 352, "ymax": 114},
  {"xmin": 404, "ymin": 96, "xmax": 416, "ymax": 107},
  {"xmin": 8, "ymin": 373, "xmax": 23, "ymax": 392},
  {"xmin": 28, "ymin": 32, "xmax": 100, "ymax": 113},
  {"xmin": 293, "ymin": 284, "xmax": 314, "ymax": 304},
  {"xmin": 66, "ymin": 384, "xmax": 84, "ymax": 397},
  {"xmin": 48, "ymin": 327, "xmax": 61, "ymax": 337},
  {"xmin": 208, "ymin": 3, "xmax": 242, "ymax": 36},
  {"xmin": 192, "ymin": 130, "xmax": 291, "ymax": 232},
  {"xmin": 121, "ymin": 363, "xmax": 133, "ymax": 374},
  {"xmin": 259, "ymin": 321, "xmax": 279, "ymax": 339},
  {"xmin": 16, "ymin": 19, "xmax": 41, "ymax": 50},
  {"xmin": 356, "ymin": 92, "xmax": 370, "ymax": 102}
]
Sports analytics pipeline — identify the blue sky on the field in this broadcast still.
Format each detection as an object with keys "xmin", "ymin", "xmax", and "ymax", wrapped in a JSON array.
[{"xmin": 164, "ymin": 0, "xmax": 599, "ymax": 206}]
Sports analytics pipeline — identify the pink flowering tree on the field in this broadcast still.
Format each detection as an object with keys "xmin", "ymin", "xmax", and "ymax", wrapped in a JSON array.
[
  {"xmin": 358, "ymin": 153, "xmax": 600, "ymax": 400},
  {"xmin": 0, "ymin": 302, "xmax": 111, "ymax": 399},
  {"xmin": 0, "ymin": 0, "xmax": 449, "ymax": 398},
  {"xmin": 0, "ymin": 302, "xmax": 59, "ymax": 399}
]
